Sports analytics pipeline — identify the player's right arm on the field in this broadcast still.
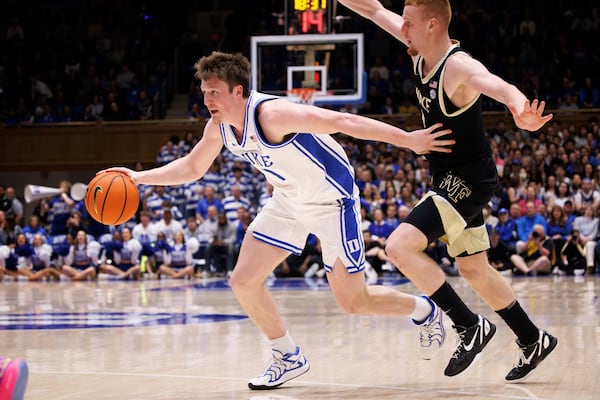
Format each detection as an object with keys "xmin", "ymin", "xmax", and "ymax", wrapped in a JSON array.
[
  {"xmin": 102, "ymin": 120, "xmax": 223, "ymax": 186},
  {"xmin": 338, "ymin": 0, "xmax": 408, "ymax": 46}
]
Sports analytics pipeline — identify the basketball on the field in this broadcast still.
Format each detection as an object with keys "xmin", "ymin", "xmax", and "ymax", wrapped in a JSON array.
[{"xmin": 84, "ymin": 171, "xmax": 139, "ymax": 226}]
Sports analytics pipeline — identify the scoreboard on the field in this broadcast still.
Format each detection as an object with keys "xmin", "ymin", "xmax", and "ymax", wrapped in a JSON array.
[{"xmin": 286, "ymin": 0, "xmax": 332, "ymax": 34}]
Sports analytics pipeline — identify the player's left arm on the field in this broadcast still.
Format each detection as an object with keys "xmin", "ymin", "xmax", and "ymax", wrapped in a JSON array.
[
  {"xmin": 447, "ymin": 54, "xmax": 552, "ymax": 132},
  {"xmin": 259, "ymin": 99, "xmax": 455, "ymax": 155}
]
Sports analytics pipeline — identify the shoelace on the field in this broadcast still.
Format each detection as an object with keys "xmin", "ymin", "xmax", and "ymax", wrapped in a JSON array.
[
  {"xmin": 450, "ymin": 329, "xmax": 468, "ymax": 359},
  {"xmin": 512, "ymin": 342, "xmax": 535, "ymax": 368},
  {"xmin": 419, "ymin": 315, "xmax": 442, "ymax": 344},
  {"xmin": 259, "ymin": 354, "xmax": 299, "ymax": 381}
]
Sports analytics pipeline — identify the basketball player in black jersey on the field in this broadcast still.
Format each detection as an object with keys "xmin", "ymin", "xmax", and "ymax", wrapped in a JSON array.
[{"xmin": 340, "ymin": 0, "xmax": 557, "ymax": 382}]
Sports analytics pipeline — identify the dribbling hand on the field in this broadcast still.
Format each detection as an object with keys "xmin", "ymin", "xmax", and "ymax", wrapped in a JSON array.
[{"xmin": 97, "ymin": 167, "xmax": 139, "ymax": 184}]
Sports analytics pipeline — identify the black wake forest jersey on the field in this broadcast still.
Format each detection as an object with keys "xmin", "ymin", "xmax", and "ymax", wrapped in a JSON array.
[{"xmin": 413, "ymin": 43, "xmax": 495, "ymax": 182}]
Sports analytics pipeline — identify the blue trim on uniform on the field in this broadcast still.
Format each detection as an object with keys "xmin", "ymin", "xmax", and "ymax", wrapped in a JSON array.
[
  {"xmin": 313, "ymin": 135, "xmax": 355, "ymax": 178},
  {"xmin": 219, "ymin": 124, "xmax": 228, "ymax": 147},
  {"xmin": 263, "ymin": 168, "xmax": 286, "ymax": 181},
  {"xmin": 292, "ymin": 134, "xmax": 354, "ymax": 197},
  {"xmin": 338, "ymin": 198, "xmax": 366, "ymax": 271},
  {"xmin": 252, "ymin": 231, "xmax": 303, "ymax": 255},
  {"xmin": 249, "ymin": 92, "xmax": 299, "ymax": 149}
]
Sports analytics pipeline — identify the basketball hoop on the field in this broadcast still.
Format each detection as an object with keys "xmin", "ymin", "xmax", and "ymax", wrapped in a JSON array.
[{"xmin": 286, "ymin": 88, "xmax": 317, "ymax": 105}]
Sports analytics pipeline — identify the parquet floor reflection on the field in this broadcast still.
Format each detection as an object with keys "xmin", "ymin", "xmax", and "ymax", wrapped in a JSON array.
[{"xmin": 1, "ymin": 274, "xmax": 598, "ymax": 400}]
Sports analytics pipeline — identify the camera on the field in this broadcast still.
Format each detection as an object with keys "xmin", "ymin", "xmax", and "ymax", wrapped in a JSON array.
[
  {"xmin": 531, "ymin": 231, "xmax": 540, "ymax": 239},
  {"xmin": 571, "ymin": 231, "xmax": 579, "ymax": 241}
]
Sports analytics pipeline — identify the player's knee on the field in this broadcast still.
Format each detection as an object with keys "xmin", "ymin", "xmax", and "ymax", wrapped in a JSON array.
[
  {"xmin": 385, "ymin": 233, "xmax": 417, "ymax": 266},
  {"xmin": 456, "ymin": 258, "xmax": 486, "ymax": 280},
  {"xmin": 228, "ymin": 266, "xmax": 261, "ymax": 293},
  {"xmin": 337, "ymin": 296, "xmax": 368, "ymax": 315}
]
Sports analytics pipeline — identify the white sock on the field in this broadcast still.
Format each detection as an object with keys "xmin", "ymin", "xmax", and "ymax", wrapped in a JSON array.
[
  {"xmin": 271, "ymin": 331, "xmax": 297, "ymax": 355},
  {"xmin": 409, "ymin": 296, "xmax": 433, "ymax": 323}
]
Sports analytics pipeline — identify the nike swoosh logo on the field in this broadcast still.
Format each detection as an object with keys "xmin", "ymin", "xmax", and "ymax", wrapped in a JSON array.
[
  {"xmin": 523, "ymin": 349, "xmax": 537, "ymax": 365},
  {"xmin": 93, "ymin": 185, "xmax": 103, "ymax": 214},
  {"xmin": 463, "ymin": 323, "xmax": 483, "ymax": 352}
]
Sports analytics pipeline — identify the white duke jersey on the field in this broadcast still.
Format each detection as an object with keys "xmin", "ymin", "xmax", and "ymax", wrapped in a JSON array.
[{"xmin": 220, "ymin": 91, "xmax": 358, "ymax": 205}]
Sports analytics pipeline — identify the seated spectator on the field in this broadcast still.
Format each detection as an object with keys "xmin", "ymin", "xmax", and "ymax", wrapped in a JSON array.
[
  {"xmin": 368, "ymin": 208, "xmax": 394, "ymax": 241},
  {"xmin": 145, "ymin": 186, "xmax": 174, "ymax": 221},
  {"xmin": 546, "ymin": 205, "xmax": 571, "ymax": 268},
  {"xmin": 495, "ymin": 207, "xmax": 518, "ymax": 252},
  {"xmin": 574, "ymin": 178, "xmax": 600, "ymax": 214},
  {"xmin": 425, "ymin": 240, "xmax": 457, "ymax": 276},
  {"xmin": 559, "ymin": 229, "xmax": 587, "ymax": 275},
  {"xmin": 100, "ymin": 228, "xmax": 141, "ymax": 279},
  {"xmin": 156, "ymin": 139, "xmax": 179, "ymax": 167},
  {"xmin": 487, "ymin": 228, "xmax": 513, "ymax": 273},
  {"xmin": 22, "ymin": 215, "xmax": 47, "ymax": 242},
  {"xmin": 518, "ymin": 186, "xmax": 542, "ymax": 216},
  {"xmin": 548, "ymin": 181, "xmax": 573, "ymax": 210},
  {"xmin": 573, "ymin": 205, "xmax": 599, "ymax": 274},
  {"xmin": 510, "ymin": 224, "xmax": 554, "ymax": 275},
  {"xmin": 14, "ymin": 233, "xmax": 59, "ymax": 281},
  {"xmin": 183, "ymin": 179, "xmax": 204, "ymax": 218},
  {"xmin": 204, "ymin": 212, "xmax": 236, "ymax": 277},
  {"xmin": 157, "ymin": 231, "xmax": 194, "ymax": 279},
  {"xmin": 195, "ymin": 186, "xmax": 223, "ymax": 223},
  {"xmin": 0, "ymin": 244, "xmax": 19, "ymax": 281},
  {"xmin": 483, "ymin": 202, "xmax": 499, "ymax": 229},
  {"xmin": 222, "ymin": 185, "xmax": 252, "ymax": 223},
  {"xmin": 516, "ymin": 201, "xmax": 547, "ymax": 249},
  {"xmin": 62, "ymin": 230, "xmax": 99, "ymax": 281},
  {"xmin": 148, "ymin": 232, "xmax": 171, "ymax": 275},
  {"xmin": 4, "ymin": 187, "xmax": 23, "ymax": 226},
  {"xmin": 154, "ymin": 207, "xmax": 183, "ymax": 244}
]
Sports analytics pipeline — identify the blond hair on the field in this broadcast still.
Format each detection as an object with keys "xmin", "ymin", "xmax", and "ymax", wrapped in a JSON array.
[
  {"xmin": 194, "ymin": 52, "xmax": 251, "ymax": 97},
  {"xmin": 404, "ymin": 0, "xmax": 452, "ymax": 28}
]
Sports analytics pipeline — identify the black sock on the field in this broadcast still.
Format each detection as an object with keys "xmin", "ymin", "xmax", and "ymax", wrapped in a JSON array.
[
  {"xmin": 430, "ymin": 281, "xmax": 478, "ymax": 328},
  {"xmin": 496, "ymin": 301, "xmax": 539, "ymax": 346}
]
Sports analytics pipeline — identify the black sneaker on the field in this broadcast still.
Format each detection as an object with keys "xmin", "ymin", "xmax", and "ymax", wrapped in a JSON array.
[
  {"xmin": 444, "ymin": 315, "xmax": 496, "ymax": 377},
  {"xmin": 505, "ymin": 330, "xmax": 558, "ymax": 383}
]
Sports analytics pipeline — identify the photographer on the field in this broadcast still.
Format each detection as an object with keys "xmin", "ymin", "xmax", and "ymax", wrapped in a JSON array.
[
  {"xmin": 559, "ymin": 229, "xmax": 586, "ymax": 275},
  {"xmin": 510, "ymin": 224, "xmax": 554, "ymax": 275}
]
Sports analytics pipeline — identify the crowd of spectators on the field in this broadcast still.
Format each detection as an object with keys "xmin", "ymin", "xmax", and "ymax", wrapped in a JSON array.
[
  {"xmin": 1, "ymin": 0, "xmax": 182, "ymax": 125},
  {"xmin": 2, "ymin": 1, "xmax": 598, "ymax": 124}
]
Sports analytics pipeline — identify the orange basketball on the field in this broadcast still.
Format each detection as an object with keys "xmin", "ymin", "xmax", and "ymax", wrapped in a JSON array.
[{"xmin": 84, "ymin": 171, "xmax": 139, "ymax": 226}]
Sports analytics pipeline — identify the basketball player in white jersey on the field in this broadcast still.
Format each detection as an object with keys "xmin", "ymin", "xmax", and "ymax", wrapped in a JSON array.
[
  {"xmin": 339, "ymin": 0, "xmax": 556, "ymax": 382},
  {"xmin": 103, "ymin": 51, "xmax": 455, "ymax": 389}
]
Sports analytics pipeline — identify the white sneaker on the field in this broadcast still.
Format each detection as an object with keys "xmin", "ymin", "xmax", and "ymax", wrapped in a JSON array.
[
  {"xmin": 304, "ymin": 263, "xmax": 320, "ymax": 278},
  {"xmin": 382, "ymin": 261, "xmax": 395, "ymax": 271},
  {"xmin": 248, "ymin": 347, "xmax": 310, "ymax": 390},
  {"xmin": 364, "ymin": 261, "xmax": 379, "ymax": 282},
  {"xmin": 413, "ymin": 296, "xmax": 445, "ymax": 360}
]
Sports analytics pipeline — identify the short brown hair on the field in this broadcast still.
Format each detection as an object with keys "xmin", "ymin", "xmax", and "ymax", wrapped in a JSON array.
[
  {"xmin": 404, "ymin": 0, "xmax": 451, "ymax": 28},
  {"xmin": 194, "ymin": 52, "xmax": 251, "ymax": 97}
]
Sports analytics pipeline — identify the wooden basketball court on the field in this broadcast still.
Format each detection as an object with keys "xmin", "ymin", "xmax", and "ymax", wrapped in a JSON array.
[{"xmin": 1, "ymin": 274, "xmax": 598, "ymax": 399}]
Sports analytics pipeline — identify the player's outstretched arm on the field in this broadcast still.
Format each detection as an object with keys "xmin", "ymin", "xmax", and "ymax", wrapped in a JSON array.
[
  {"xmin": 338, "ymin": 0, "xmax": 408, "ymax": 46},
  {"xmin": 449, "ymin": 54, "xmax": 553, "ymax": 132},
  {"xmin": 100, "ymin": 122, "xmax": 223, "ymax": 185},
  {"xmin": 260, "ymin": 100, "xmax": 454, "ymax": 155}
]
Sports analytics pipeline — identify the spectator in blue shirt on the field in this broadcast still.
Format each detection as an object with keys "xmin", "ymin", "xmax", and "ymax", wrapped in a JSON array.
[
  {"xmin": 516, "ymin": 201, "xmax": 547, "ymax": 251},
  {"xmin": 495, "ymin": 208, "xmax": 518, "ymax": 252}
]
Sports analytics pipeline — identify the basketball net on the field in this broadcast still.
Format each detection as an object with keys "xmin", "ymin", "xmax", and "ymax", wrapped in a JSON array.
[{"xmin": 286, "ymin": 88, "xmax": 317, "ymax": 105}]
